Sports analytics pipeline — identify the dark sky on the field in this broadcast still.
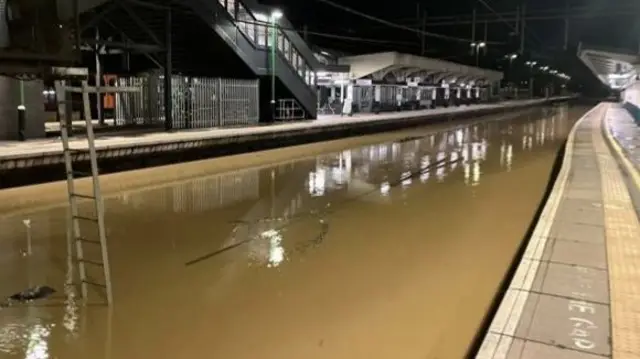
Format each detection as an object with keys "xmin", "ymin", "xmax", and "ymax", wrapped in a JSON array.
[
  {"xmin": 260, "ymin": 0, "xmax": 637, "ymax": 90},
  {"xmin": 262, "ymin": 0, "xmax": 637, "ymax": 64}
]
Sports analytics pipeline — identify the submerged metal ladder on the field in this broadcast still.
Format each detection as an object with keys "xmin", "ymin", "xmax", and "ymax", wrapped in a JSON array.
[{"xmin": 55, "ymin": 78, "xmax": 113, "ymax": 305}]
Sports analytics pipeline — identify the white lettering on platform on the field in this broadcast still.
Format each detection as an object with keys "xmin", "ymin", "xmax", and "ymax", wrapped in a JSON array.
[{"xmin": 567, "ymin": 269, "xmax": 598, "ymax": 351}]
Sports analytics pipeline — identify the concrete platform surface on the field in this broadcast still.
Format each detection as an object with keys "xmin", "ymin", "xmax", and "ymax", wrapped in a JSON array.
[
  {"xmin": 476, "ymin": 102, "xmax": 640, "ymax": 359},
  {"xmin": 0, "ymin": 98, "xmax": 569, "ymax": 170}
]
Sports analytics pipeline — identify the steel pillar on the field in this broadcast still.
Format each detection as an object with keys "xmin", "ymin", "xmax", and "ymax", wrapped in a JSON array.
[{"xmin": 164, "ymin": 8, "xmax": 173, "ymax": 131}]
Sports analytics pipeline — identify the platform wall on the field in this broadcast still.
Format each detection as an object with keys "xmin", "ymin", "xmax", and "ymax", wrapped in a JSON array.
[{"xmin": 0, "ymin": 77, "xmax": 46, "ymax": 141}]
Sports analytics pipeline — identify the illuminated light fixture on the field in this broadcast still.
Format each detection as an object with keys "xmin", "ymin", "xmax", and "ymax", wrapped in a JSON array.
[
  {"xmin": 510, "ymin": 54, "xmax": 518, "ymax": 60},
  {"xmin": 477, "ymin": 42, "xmax": 486, "ymax": 48},
  {"xmin": 270, "ymin": 9, "xmax": 283, "ymax": 20}
]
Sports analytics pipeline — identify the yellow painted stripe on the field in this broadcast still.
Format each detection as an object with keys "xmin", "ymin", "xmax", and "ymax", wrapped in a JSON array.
[{"xmin": 596, "ymin": 105, "xmax": 640, "ymax": 358}]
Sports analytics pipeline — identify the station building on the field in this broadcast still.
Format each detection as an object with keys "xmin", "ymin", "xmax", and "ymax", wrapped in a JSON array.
[{"xmin": 0, "ymin": 0, "xmax": 504, "ymax": 140}]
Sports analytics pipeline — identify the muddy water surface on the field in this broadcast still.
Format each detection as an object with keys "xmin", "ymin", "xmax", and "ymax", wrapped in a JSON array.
[{"xmin": 0, "ymin": 105, "xmax": 585, "ymax": 359}]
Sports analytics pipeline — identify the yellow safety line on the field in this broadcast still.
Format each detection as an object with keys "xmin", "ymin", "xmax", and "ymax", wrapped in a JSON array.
[
  {"xmin": 603, "ymin": 109, "xmax": 640, "ymax": 191},
  {"xmin": 596, "ymin": 105, "xmax": 640, "ymax": 358}
]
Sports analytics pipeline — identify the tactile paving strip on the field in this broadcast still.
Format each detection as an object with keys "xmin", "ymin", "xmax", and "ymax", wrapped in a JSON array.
[{"xmin": 597, "ymin": 107, "xmax": 640, "ymax": 358}]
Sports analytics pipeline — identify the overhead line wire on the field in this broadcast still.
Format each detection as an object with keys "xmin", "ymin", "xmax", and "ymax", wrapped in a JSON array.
[{"xmin": 313, "ymin": 0, "xmax": 505, "ymax": 45}]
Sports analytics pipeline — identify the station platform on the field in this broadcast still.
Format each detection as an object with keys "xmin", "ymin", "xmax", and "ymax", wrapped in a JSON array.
[
  {"xmin": 477, "ymin": 102, "xmax": 640, "ymax": 358},
  {"xmin": 0, "ymin": 97, "xmax": 570, "ymax": 173}
]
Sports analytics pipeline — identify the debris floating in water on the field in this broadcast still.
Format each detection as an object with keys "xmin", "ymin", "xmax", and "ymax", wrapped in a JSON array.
[{"xmin": 1, "ymin": 286, "xmax": 56, "ymax": 308}]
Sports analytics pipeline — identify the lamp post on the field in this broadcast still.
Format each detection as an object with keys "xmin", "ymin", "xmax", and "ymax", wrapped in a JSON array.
[
  {"xmin": 470, "ymin": 42, "xmax": 486, "ymax": 67},
  {"xmin": 525, "ymin": 61, "xmax": 537, "ymax": 98},
  {"xmin": 503, "ymin": 53, "xmax": 518, "ymax": 98},
  {"xmin": 269, "ymin": 10, "xmax": 282, "ymax": 122}
]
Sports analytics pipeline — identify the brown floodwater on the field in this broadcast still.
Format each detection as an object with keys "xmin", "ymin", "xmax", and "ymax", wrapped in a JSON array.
[{"xmin": 0, "ymin": 105, "xmax": 585, "ymax": 359}]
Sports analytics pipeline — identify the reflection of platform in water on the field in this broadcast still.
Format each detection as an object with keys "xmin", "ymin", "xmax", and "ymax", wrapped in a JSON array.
[
  {"xmin": 117, "ymin": 169, "xmax": 260, "ymax": 214},
  {"xmin": 346, "ymin": 178, "xmax": 389, "ymax": 204}
]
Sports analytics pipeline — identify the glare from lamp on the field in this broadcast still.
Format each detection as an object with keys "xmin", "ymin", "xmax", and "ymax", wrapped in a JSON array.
[{"xmin": 270, "ymin": 10, "xmax": 283, "ymax": 20}]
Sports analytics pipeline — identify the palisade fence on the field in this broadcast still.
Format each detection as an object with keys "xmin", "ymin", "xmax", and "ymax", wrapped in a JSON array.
[{"xmin": 114, "ymin": 73, "xmax": 260, "ymax": 129}]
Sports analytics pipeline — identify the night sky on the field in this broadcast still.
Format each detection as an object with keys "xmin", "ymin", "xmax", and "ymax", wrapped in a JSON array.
[{"xmin": 262, "ymin": 0, "xmax": 638, "ymax": 93}]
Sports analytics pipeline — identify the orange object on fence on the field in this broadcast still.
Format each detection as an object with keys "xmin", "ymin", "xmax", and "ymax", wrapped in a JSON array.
[{"xmin": 102, "ymin": 74, "xmax": 117, "ymax": 109}]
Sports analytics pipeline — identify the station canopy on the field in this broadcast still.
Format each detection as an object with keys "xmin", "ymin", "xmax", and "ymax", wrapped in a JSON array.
[
  {"xmin": 578, "ymin": 42, "xmax": 640, "ymax": 90},
  {"xmin": 337, "ymin": 51, "xmax": 503, "ymax": 86}
]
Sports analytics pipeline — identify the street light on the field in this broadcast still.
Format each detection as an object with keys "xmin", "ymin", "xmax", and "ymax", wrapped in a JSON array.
[
  {"xmin": 470, "ymin": 42, "xmax": 487, "ymax": 66},
  {"xmin": 524, "ymin": 61, "xmax": 538, "ymax": 98},
  {"xmin": 269, "ymin": 9, "xmax": 283, "ymax": 121}
]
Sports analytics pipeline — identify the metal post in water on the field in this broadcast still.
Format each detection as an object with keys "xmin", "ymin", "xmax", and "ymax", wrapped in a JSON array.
[{"xmin": 23, "ymin": 219, "xmax": 32, "ymax": 256}]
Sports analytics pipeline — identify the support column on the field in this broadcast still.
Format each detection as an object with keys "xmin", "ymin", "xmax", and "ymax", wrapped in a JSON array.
[
  {"xmin": 563, "ymin": 0, "xmax": 570, "ymax": 51},
  {"xmin": 164, "ymin": 8, "xmax": 173, "ymax": 131},
  {"xmin": 520, "ymin": 4, "xmax": 526, "ymax": 54},
  {"xmin": 95, "ymin": 29, "xmax": 104, "ymax": 126}
]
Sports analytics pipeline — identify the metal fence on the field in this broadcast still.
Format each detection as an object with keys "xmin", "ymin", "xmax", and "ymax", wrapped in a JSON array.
[
  {"xmin": 163, "ymin": 76, "xmax": 259, "ymax": 129},
  {"xmin": 114, "ymin": 73, "xmax": 260, "ymax": 129},
  {"xmin": 115, "ymin": 75, "xmax": 163, "ymax": 126}
]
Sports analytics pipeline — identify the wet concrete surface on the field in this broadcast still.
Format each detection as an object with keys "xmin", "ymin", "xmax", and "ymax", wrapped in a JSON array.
[{"xmin": 0, "ymin": 105, "xmax": 586, "ymax": 359}]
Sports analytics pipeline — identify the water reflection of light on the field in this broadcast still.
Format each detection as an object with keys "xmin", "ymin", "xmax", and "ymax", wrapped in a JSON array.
[
  {"xmin": 392, "ymin": 143, "xmax": 401, "ymax": 161},
  {"xmin": 462, "ymin": 144, "xmax": 471, "ymax": 185},
  {"xmin": 380, "ymin": 181, "xmax": 391, "ymax": 196},
  {"xmin": 450, "ymin": 152, "xmax": 459, "ymax": 170},
  {"xmin": 455, "ymin": 129, "xmax": 464, "ymax": 146},
  {"xmin": 261, "ymin": 230, "xmax": 285, "ymax": 268},
  {"xmin": 471, "ymin": 142, "xmax": 485, "ymax": 161},
  {"xmin": 420, "ymin": 155, "xmax": 431, "ymax": 183},
  {"xmin": 447, "ymin": 133, "xmax": 455, "ymax": 146},
  {"xmin": 500, "ymin": 141, "xmax": 506, "ymax": 167},
  {"xmin": 308, "ymin": 168, "xmax": 326, "ymax": 197},
  {"xmin": 506, "ymin": 144, "xmax": 514, "ymax": 171},
  {"xmin": 436, "ymin": 152, "xmax": 446, "ymax": 181},
  {"xmin": 481, "ymin": 139, "xmax": 488, "ymax": 160},
  {"xmin": 464, "ymin": 163, "xmax": 470, "ymax": 185},
  {"xmin": 472, "ymin": 161, "xmax": 481, "ymax": 186},
  {"xmin": 402, "ymin": 171, "xmax": 412, "ymax": 188},
  {"xmin": 330, "ymin": 167, "xmax": 346, "ymax": 186},
  {"xmin": 25, "ymin": 324, "xmax": 51, "ymax": 359},
  {"xmin": 0, "ymin": 322, "xmax": 52, "ymax": 359},
  {"xmin": 378, "ymin": 144, "xmax": 388, "ymax": 161}
]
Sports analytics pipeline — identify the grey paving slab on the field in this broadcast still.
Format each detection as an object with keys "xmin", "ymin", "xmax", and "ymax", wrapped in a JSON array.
[
  {"xmin": 554, "ymin": 199, "xmax": 605, "ymax": 227},
  {"xmin": 515, "ymin": 293, "xmax": 611, "ymax": 356},
  {"xmin": 508, "ymin": 340, "xmax": 607, "ymax": 359},
  {"xmin": 563, "ymin": 188, "xmax": 603, "ymax": 201},
  {"xmin": 531, "ymin": 261, "xmax": 609, "ymax": 304},
  {"xmin": 549, "ymin": 221, "xmax": 605, "ymax": 244},
  {"xmin": 549, "ymin": 240, "xmax": 607, "ymax": 270}
]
